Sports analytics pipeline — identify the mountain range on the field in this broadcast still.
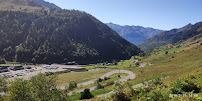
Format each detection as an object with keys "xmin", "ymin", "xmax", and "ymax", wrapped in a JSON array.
[
  {"xmin": 106, "ymin": 23, "xmax": 163, "ymax": 45},
  {"xmin": 0, "ymin": 0, "xmax": 144, "ymax": 64},
  {"xmin": 138, "ymin": 22, "xmax": 202, "ymax": 51}
]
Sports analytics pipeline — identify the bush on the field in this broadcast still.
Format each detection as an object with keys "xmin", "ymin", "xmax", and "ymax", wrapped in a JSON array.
[
  {"xmin": 152, "ymin": 78, "xmax": 163, "ymax": 86},
  {"xmin": 68, "ymin": 81, "xmax": 77, "ymax": 90},
  {"xmin": 95, "ymin": 83, "xmax": 104, "ymax": 90},
  {"xmin": 80, "ymin": 88, "xmax": 94, "ymax": 100},
  {"xmin": 8, "ymin": 79, "xmax": 33, "ymax": 101},
  {"xmin": 0, "ymin": 95, "xmax": 3, "ymax": 100},
  {"xmin": 135, "ymin": 62, "xmax": 140, "ymax": 66},
  {"xmin": 29, "ymin": 73, "xmax": 67, "ymax": 101},
  {"xmin": 0, "ymin": 75, "xmax": 8, "ymax": 94},
  {"xmin": 1, "ymin": 73, "xmax": 68, "ymax": 101},
  {"xmin": 0, "ymin": 58, "xmax": 5, "ymax": 64},
  {"xmin": 104, "ymin": 77, "xmax": 110, "ymax": 81},
  {"xmin": 171, "ymin": 76, "xmax": 200, "ymax": 94},
  {"xmin": 146, "ymin": 87, "xmax": 170, "ymax": 101},
  {"xmin": 94, "ymin": 78, "xmax": 103, "ymax": 84},
  {"xmin": 181, "ymin": 79, "xmax": 200, "ymax": 93},
  {"xmin": 45, "ymin": 72, "xmax": 54, "ymax": 76},
  {"xmin": 105, "ymin": 81, "xmax": 114, "ymax": 86},
  {"xmin": 112, "ymin": 90, "xmax": 131, "ymax": 101},
  {"xmin": 111, "ymin": 83, "xmax": 134, "ymax": 101}
]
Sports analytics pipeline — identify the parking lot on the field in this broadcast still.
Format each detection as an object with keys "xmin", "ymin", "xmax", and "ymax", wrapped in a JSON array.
[{"xmin": 0, "ymin": 64, "xmax": 85, "ymax": 80}]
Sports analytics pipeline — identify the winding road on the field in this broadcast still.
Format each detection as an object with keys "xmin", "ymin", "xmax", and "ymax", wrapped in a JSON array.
[{"xmin": 60, "ymin": 70, "xmax": 136, "ymax": 95}]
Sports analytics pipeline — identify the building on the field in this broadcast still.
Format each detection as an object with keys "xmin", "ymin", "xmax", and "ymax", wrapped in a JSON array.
[
  {"xmin": 9, "ymin": 66, "xmax": 24, "ymax": 71},
  {"xmin": 0, "ymin": 66, "xmax": 8, "ymax": 73}
]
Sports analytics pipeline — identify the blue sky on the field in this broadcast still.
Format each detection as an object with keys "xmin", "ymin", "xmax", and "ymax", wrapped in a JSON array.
[{"xmin": 45, "ymin": 0, "xmax": 202, "ymax": 30}]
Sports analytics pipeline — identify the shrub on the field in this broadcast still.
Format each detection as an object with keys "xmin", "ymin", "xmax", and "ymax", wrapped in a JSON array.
[
  {"xmin": 170, "ymin": 79, "xmax": 183, "ymax": 94},
  {"xmin": 152, "ymin": 78, "xmax": 163, "ymax": 86},
  {"xmin": 135, "ymin": 62, "xmax": 140, "ymax": 66},
  {"xmin": 111, "ymin": 83, "xmax": 134, "ymax": 101},
  {"xmin": 0, "ymin": 58, "xmax": 5, "ymax": 64},
  {"xmin": 146, "ymin": 87, "xmax": 171, "ymax": 101},
  {"xmin": 181, "ymin": 78, "xmax": 200, "ymax": 93},
  {"xmin": 8, "ymin": 79, "xmax": 32, "ymax": 101},
  {"xmin": 1, "ymin": 73, "xmax": 68, "ymax": 101},
  {"xmin": 29, "ymin": 73, "xmax": 67, "ymax": 101},
  {"xmin": 68, "ymin": 81, "xmax": 77, "ymax": 90},
  {"xmin": 112, "ymin": 59, "xmax": 117, "ymax": 65},
  {"xmin": 94, "ymin": 78, "xmax": 103, "ymax": 84},
  {"xmin": 171, "ymin": 76, "xmax": 200, "ymax": 94},
  {"xmin": 0, "ymin": 75, "xmax": 8, "ymax": 94},
  {"xmin": 112, "ymin": 89, "xmax": 131, "ymax": 101},
  {"xmin": 105, "ymin": 81, "xmax": 114, "ymax": 86},
  {"xmin": 95, "ymin": 83, "xmax": 104, "ymax": 90},
  {"xmin": 0, "ymin": 95, "xmax": 3, "ymax": 101},
  {"xmin": 45, "ymin": 72, "xmax": 54, "ymax": 76},
  {"xmin": 80, "ymin": 88, "xmax": 94, "ymax": 100},
  {"xmin": 105, "ymin": 77, "xmax": 109, "ymax": 80}
]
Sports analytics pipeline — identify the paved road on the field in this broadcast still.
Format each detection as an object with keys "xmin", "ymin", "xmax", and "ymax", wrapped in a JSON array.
[
  {"xmin": 78, "ymin": 70, "xmax": 136, "ymax": 86},
  {"xmin": 60, "ymin": 70, "xmax": 136, "ymax": 95}
]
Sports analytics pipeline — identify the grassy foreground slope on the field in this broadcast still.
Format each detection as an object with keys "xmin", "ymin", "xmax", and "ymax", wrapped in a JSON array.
[
  {"xmin": 84, "ymin": 44, "xmax": 201, "ymax": 85},
  {"xmin": 129, "ymin": 44, "xmax": 201, "ymax": 85},
  {"xmin": 77, "ymin": 44, "xmax": 201, "ymax": 100}
]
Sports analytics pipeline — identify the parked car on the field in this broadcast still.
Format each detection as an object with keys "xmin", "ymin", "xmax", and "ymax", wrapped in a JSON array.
[
  {"xmin": 46, "ymin": 66, "xmax": 58, "ymax": 70},
  {"xmin": 7, "ymin": 74, "xmax": 14, "ymax": 78},
  {"xmin": 24, "ymin": 65, "xmax": 31, "ymax": 69},
  {"xmin": 16, "ymin": 72, "xmax": 25, "ymax": 76}
]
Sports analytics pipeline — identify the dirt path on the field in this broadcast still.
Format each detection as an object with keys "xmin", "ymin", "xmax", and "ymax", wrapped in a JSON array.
[{"xmin": 60, "ymin": 70, "xmax": 136, "ymax": 95}]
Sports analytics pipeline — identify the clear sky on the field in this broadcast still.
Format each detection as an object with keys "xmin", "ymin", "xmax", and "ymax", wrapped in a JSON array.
[{"xmin": 45, "ymin": 0, "xmax": 202, "ymax": 30}]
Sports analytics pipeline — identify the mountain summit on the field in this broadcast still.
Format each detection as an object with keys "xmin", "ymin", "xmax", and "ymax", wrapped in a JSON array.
[{"xmin": 106, "ymin": 23, "xmax": 163, "ymax": 45}]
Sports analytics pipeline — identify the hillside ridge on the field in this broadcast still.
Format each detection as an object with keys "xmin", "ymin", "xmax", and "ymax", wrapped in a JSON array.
[{"xmin": 138, "ymin": 22, "xmax": 202, "ymax": 52}]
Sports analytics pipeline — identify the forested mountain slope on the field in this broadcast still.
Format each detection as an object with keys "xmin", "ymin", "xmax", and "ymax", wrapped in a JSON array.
[{"xmin": 0, "ymin": 9, "xmax": 143, "ymax": 64}]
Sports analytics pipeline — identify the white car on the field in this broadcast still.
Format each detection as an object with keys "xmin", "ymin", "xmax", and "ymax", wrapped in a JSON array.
[
  {"xmin": 16, "ymin": 72, "xmax": 25, "ymax": 76},
  {"xmin": 7, "ymin": 74, "xmax": 14, "ymax": 78},
  {"xmin": 46, "ymin": 66, "xmax": 58, "ymax": 70}
]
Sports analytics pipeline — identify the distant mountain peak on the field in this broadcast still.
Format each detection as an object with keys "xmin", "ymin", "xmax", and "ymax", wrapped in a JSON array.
[{"xmin": 106, "ymin": 22, "xmax": 164, "ymax": 45}]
